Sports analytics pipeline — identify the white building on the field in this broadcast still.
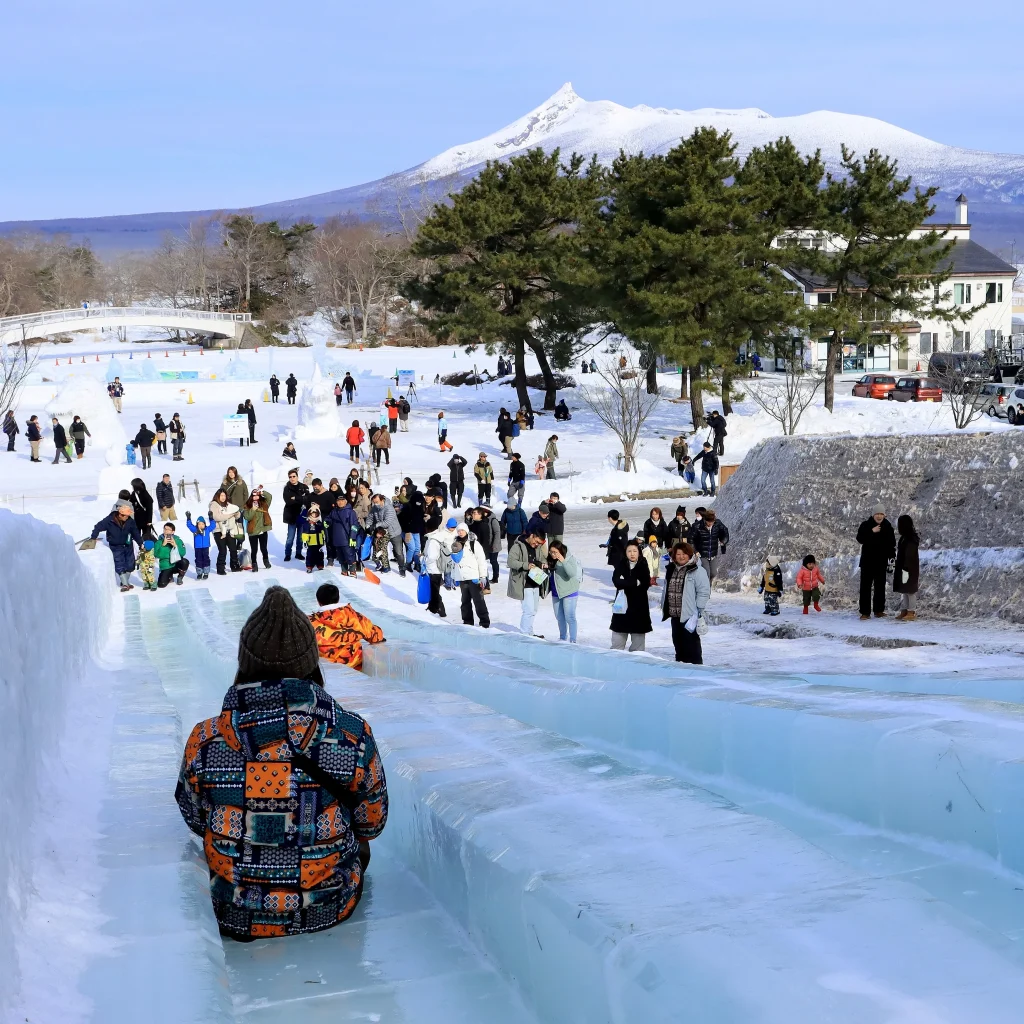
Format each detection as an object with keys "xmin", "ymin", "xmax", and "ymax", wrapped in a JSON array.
[{"xmin": 777, "ymin": 196, "xmax": 1018, "ymax": 373}]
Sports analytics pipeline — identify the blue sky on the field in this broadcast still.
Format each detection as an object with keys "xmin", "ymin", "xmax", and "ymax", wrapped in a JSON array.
[{"xmin": 1, "ymin": 0, "xmax": 1021, "ymax": 221}]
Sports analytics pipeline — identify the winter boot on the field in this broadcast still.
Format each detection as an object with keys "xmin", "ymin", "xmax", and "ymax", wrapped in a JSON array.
[
  {"xmin": 802, "ymin": 605, "xmax": 809, "ymax": 615},
  {"xmin": 895, "ymin": 610, "xmax": 907, "ymax": 621},
  {"xmin": 813, "ymin": 601, "xmax": 822, "ymax": 612},
  {"xmin": 263, "ymin": 559, "xmax": 271, "ymax": 569},
  {"xmin": 284, "ymin": 554, "xmax": 291, "ymax": 562},
  {"xmin": 874, "ymin": 611, "xmax": 886, "ymax": 618},
  {"xmin": 900, "ymin": 611, "xmax": 917, "ymax": 622}
]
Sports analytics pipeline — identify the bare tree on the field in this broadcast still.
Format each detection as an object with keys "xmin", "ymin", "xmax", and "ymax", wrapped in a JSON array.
[
  {"xmin": 0, "ymin": 341, "xmax": 38, "ymax": 416},
  {"xmin": 930, "ymin": 359, "xmax": 988, "ymax": 429},
  {"xmin": 0, "ymin": 238, "xmax": 42, "ymax": 318},
  {"xmin": 744, "ymin": 339, "xmax": 826, "ymax": 435},
  {"xmin": 580, "ymin": 356, "xmax": 661, "ymax": 472}
]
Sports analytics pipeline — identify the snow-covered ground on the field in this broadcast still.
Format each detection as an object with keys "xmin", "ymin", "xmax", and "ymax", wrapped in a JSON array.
[
  {"xmin": 5, "ymin": 329, "xmax": 1020, "ymax": 674},
  {"xmin": 6, "ymin": 330, "xmax": 1024, "ymax": 1022}
]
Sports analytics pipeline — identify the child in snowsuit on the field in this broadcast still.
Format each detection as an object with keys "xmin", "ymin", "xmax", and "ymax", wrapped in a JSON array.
[
  {"xmin": 302, "ymin": 506, "xmax": 326, "ymax": 572},
  {"xmin": 758, "ymin": 556, "xmax": 784, "ymax": 615},
  {"xmin": 796, "ymin": 554, "xmax": 825, "ymax": 614},
  {"xmin": 138, "ymin": 540, "xmax": 158, "ymax": 591},
  {"xmin": 643, "ymin": 535, "xmax": 662, "ymax": 586},
  {"xmin": 185, "ymin": 513, "xmax": 213, "ymax": 580},
  {"xmin": 372, "ymin": 526, "xmax": 392, "ymax": 574}
]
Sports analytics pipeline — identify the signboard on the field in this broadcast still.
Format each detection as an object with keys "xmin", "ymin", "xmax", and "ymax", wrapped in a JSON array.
[
  {"xmin": 160, "ymin": 370, "xmax": 200, "ymax": 381},
  {"xmin": 222, "ymin": 414, "xmax": 249, "ymax": 441},
  {"xmin": 397, "ymin": 369, "xmax": 415, "ymax": 386}
]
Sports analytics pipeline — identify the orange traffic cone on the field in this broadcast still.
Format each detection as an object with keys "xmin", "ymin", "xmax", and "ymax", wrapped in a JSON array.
[
  {"xmin": 95, "ymin": 354, "xmax": 99, "ymax": 361},
  {"xmin": 255, "ymin": 347, "xmax": 259, "ymax": 354},
  {"xmin": 67, "ymin": 357, "xmax": 72, "ymax": 364},
  {"xmin": 165, "ymin": 349, "xmax": 169, "ymax": 358},
  {"xmin": 81, "ymin": 356, "xmax": 86, "ymax": 363},
  {"xmin": 55, "ymin": 358, "xmax": 59, "ymax": 366}
]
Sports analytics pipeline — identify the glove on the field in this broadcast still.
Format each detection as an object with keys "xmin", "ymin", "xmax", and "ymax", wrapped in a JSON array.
[
  {"xmin": 185, "ymin": 511, "xmax": 192, "ymax": 520},
  {"xmin": 599, "ymin": 543, "xmax": 607, "ymax": 548},
  {"xmin": 720, "ymin": 546, "xmax": 726, "ymax": 555}
]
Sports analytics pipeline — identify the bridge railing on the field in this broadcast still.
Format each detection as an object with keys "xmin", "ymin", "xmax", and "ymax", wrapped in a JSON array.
[{"xmin": 0, "ymin": 306, "xmax": 251, "ymax": 332}]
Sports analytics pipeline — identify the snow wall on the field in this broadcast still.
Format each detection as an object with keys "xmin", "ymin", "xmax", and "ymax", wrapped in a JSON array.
[
  {"xmin": 45, "ymin": 373, "xmax": 128, "ymax": 466},
  {"xmin": 712, "ymin": 433, "xmax": 1024, "ymax": 621},
  {"xmin": 0, "ymin": 511, "xmax": 104, "ymax": 1014}
]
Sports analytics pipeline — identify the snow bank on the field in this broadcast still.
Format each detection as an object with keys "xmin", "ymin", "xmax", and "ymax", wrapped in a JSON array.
[
  {"xmin": 45, "ymin": 373, "xmax": 128, "ymax": 465},
  {"xmin": 0, "ymin": 511, "xmax": 104, "ymax": 1015}
]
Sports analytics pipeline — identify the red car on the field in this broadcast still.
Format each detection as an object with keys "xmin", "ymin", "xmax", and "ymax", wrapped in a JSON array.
[
  {"xmin": 889, "ymin": 377, "xmax": 943, "ymax": 402},
  {"xmin": 852, "ymin": 374, "xmax": 896, "ymax": 399}
]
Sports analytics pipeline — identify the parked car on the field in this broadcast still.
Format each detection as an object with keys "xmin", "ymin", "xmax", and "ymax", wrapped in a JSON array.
[
  {"xmin": 852, "ymin": 374, "xmax": 897, "ymax": 399},
  {"xmin": 889, "ymin": 377, "xmax": 943, "ymax": 403},
  {"xmin": 977, "ymin": 383, "xmax": 1024, "ymax": 419},
  {"xmin": 983, "ymin": 385, "xmax": 1024, "ymax": 423},
  {"xmin": 928, "ymin": 352, "xmax": 994, "ymax": 382}
]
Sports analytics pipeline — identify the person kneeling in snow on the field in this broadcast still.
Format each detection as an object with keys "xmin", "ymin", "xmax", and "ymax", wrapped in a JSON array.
[
  {"xmin": 308, "ymin": 583, "xmax": 385, "ymax": 671},
  {"xmin": 176, "ymin": 587, "xmax": 387, "ymax": 940}
]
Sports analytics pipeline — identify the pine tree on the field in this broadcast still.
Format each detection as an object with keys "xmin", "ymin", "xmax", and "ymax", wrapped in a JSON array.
[
  {"xmin": 585, "ymin": 128, "xmax": 806, "ymax": 429},
  {"xmin": 404, "ymin": 148, "xmax": 604, "ymax": 411},
  {"xmin": 802, "ymin": 147, "xmax": 954, "ymax": 411}
]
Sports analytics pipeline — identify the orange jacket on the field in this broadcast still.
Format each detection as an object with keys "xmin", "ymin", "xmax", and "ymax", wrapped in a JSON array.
[
  {"xmin": 346, "ymin": 426, "xmax": 364, "ymax": 446},
  {"xmin": 795, "ymin": 565, "xmax": 825, "ymax": 591},
  {"xmin": 309, "ymin": 604, "xmax": 385, "ymax": 670}
]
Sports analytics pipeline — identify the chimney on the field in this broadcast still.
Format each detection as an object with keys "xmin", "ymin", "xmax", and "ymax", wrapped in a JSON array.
[{"xmin": 955, "ymin": 194, "xmax": 968, "ymax": 226}]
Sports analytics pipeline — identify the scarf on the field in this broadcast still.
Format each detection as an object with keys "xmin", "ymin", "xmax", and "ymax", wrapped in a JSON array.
[{"xmin": 666, "ymin": 558, "xmax": 698, "ymax": 619}]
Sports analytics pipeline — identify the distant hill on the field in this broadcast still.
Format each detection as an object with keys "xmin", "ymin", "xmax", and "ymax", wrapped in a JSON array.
[{"xmin": 4, "ymin": 83, "xmax": 1023, "ymax": 257}]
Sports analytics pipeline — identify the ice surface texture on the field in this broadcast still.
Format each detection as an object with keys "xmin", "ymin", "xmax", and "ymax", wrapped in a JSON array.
[{"xmin": 0, "ymin": 511, "xmax": 102, "ymax": 1015}]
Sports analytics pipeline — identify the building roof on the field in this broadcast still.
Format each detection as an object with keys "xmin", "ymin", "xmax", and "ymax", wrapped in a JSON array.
[{"xmin": 935, "ymin": 240, "xmax": 1018, "ymax": 277}]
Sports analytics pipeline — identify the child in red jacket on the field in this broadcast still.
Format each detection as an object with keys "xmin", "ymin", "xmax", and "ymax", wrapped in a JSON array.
[{"xmin": 796, "ymin": 554, "xmax": 825, "ymax": 613}]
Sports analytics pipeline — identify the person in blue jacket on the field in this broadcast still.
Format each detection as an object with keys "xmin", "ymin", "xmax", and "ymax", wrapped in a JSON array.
[
  {"xmin": 91, "ymin": 500, "xmax": 143, "ymax": 591},
  {"xmin": 326, "ymin": 493, "xmax": 362, "ymax": 577},
  {"xmin": 499, "ymin": 499, "xmax": 529, "ymax": 551},
  {"xmin": 185, "ymin": 512, "xmax": 213, "ymax": 580}
]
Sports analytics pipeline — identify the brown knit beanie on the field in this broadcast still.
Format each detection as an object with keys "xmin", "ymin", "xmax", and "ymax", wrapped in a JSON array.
[{"xmin": 237, "ymin": 586, "xmax": 319, "ymax": 681}]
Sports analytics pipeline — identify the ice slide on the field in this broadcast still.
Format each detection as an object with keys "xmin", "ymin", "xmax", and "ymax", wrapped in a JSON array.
[{"xmin": 5, "ymin": 521, "xmax": 1024, "ymax": 1023}]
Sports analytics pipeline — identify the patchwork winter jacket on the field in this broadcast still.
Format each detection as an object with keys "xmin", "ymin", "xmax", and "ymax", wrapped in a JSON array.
[
  {"xmin": 175, "ymin": 678, "xmax": 387, "ymax": 938},
  {"xmin": 309, "ymin": 605, "xmax": 385, "ymax": 670}
]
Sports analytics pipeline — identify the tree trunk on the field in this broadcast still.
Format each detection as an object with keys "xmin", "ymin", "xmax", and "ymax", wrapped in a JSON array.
[
  {"xmin": 646, "ymin": 359, "xmax": 659, "ymax": 396},
  {"xmin": 680, "ymin": 365, "xmax": 688, "ymax": 400},
  {"xmin": 689, "ymin": 364, "xmax": 706, "ymax": 430},
  {"xmin": 527, "ymin": 338, "xmax": 557, "ymax": 409},
  {"xmin": 721, "ymin": 370, "xmax": 734, "ymax": 416},
  {"xmin": 346, "ymin": 283, "xmax": 358, "ymax": 346},
  {"xmin": 513, "ymin": 337, "xmax": 532, "ymax": 413},
  {"xmin": 824, "ymin": 331, "xmax": 840, "ymax": 412}
]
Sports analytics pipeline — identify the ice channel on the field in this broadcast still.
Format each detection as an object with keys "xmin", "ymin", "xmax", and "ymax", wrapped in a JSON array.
[{"xmin": 9, "ymin": 532, "xmax": 1024, "ymax": 1023}]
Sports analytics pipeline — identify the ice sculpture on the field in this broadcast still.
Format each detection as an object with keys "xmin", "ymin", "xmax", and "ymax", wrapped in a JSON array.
[{"xmin": 295, "ymin": 364, "xmax": 342, "ymax": 440}]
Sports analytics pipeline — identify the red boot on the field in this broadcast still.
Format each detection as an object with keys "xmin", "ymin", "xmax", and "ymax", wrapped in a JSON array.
[
  {"xmin": 802, "ymin": 605, "xmax": 809, "ymax": 615},
  {"xmin": 814, "ymin": 601, "xmax": 822, "ymax": 612}
]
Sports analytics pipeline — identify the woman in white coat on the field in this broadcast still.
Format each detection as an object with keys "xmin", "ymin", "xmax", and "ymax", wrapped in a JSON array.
[
  {"xmin": 451, "ymin": 524, "xmax": 491, "ymax": 628},
  {"xmin": 209, "ymin": 488, "xmax": 242, "ymax": 574}
]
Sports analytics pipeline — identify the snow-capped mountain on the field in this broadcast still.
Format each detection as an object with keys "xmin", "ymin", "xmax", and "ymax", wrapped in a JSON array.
[
  {"xmin": 4, "ymin": 83, "xmax": 1023, "ymax": 253},
  {"xmin": 416, "ymin": 83, "xmax": 1024, "ymax": 204}
]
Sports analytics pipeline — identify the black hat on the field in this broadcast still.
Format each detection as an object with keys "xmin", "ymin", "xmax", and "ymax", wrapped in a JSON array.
[{"xmin": 237, "ymin": 587, "xmax": 319, "ymax": 682}]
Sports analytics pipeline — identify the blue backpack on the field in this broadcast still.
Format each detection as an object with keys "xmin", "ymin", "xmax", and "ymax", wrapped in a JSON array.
[{"xmin": 416, "ymin": 571, "xmax": 431, "ymax": 605}]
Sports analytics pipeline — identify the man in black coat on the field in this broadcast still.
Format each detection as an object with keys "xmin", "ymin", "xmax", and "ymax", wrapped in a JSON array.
[
  {"xmin": 602, "ymin": 510, "xmax": 630, "ymax": 567},
  {"xmin": 134, "ymin": 423, "xmax": 156, "ymax": 470},
  {"xmin": 546, "ymin": 492, "xmax": 566, "ymax": 544},
  {"xmin": 285, "ymin": 374, "xmax": 298, "ymax": 405},
  {"xmin": 282, "ymin": 468, "xmax": 309, "ymax": 561},
  {"xmin": 398, "ymin": 485, "xmax": 426, "ymax": 571},
  {"xmin": 447, "ymin": 453, "xmax": 468, "ymax": 508},
  {"xmin": 51, "ymin": 417, "xmax": 72, "ymax": 463},
  {"xmin": 856, "ymin": 503, "xmax": 897, "ymax": 619},
  {"xmin": 707, "ymin": 411, "xmax": 728, "ymax": 456},
  {"xmin": 269, "ymin": 375, "xmax": 280, "ymax": 403},
  {"xmin": 691, "ymin": 509, "xmax": 729, "ymax": 584},
  {"xmin": 692, "ymin": 442, "xmax": 720, "ymax": 496}
]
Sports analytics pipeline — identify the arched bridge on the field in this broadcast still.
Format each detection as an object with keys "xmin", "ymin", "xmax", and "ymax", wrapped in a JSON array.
[{"xmin": 0, "ymin": 306, "xmax": 251, "ymax": 346}]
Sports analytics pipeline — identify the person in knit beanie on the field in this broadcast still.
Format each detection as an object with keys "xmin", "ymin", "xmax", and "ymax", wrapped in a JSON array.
[
  {"xmin": 176, "ymin": 585, "xmax": 388, "ymax": 941},
  {"xmin": 235, "ymin": 586, "xmax": 321, "ymax": 685}
]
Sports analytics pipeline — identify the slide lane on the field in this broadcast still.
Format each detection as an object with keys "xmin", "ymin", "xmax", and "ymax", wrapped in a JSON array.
[{"xmin": 139, "ymin": 585, "xmax": 1024, "ymax": 1022}]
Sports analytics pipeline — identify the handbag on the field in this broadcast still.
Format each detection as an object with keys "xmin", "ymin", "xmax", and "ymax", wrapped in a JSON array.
[
  {"xmin": 696, "ymin": 614, "xmax": 709, "ymax": 636},
  {"xmin": 611, "ymin": 590, "xmax": 627, "ymax": 614}
]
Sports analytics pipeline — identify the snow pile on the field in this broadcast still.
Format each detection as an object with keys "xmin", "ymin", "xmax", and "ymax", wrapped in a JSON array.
[
  {"xmin": 45, "ymin": 372, "xmax": 127, "ymax": 466},
  {"xmin": 295, "ymin": 364, "xmax": 343, "ymax": 440},
  {"xmin": 105, "ymin": 355, "xmax": 161, "ymax": 383},
  {"xmin": 565, "ymin": 455, "xmax": 683, "ymax": 503},
  {"xmin": 0, "ymin": 511, "xmax": 104, "ymax": 1015}
]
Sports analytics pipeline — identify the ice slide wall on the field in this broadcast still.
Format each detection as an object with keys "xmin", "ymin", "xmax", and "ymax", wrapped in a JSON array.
[{"xmin": 0, "ymin": 510, "xmax": 103, "ymax": 1015}]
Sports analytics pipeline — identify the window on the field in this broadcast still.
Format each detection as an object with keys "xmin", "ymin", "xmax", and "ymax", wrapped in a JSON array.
[
  {"xmin": 817, "ymin": 292, "xmax": 833, "ymax": 305},
  {"xmin": 985, "ymin": 329, "xmax": 995, "ymax": 347},
  {"xmin": 919, "ymin": 332, "xmax": 933, "ymax": 355},
  {"xmin": 998, "ymin": 283, "xmax": 1003, "ymax": 302},
  {"xmin": 986, "ymin": 283, "xmax": 997, "ymax": 304},
  {"xmin": 953, "ymin": 283, "xmax": 972, "ymax": 304}
]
